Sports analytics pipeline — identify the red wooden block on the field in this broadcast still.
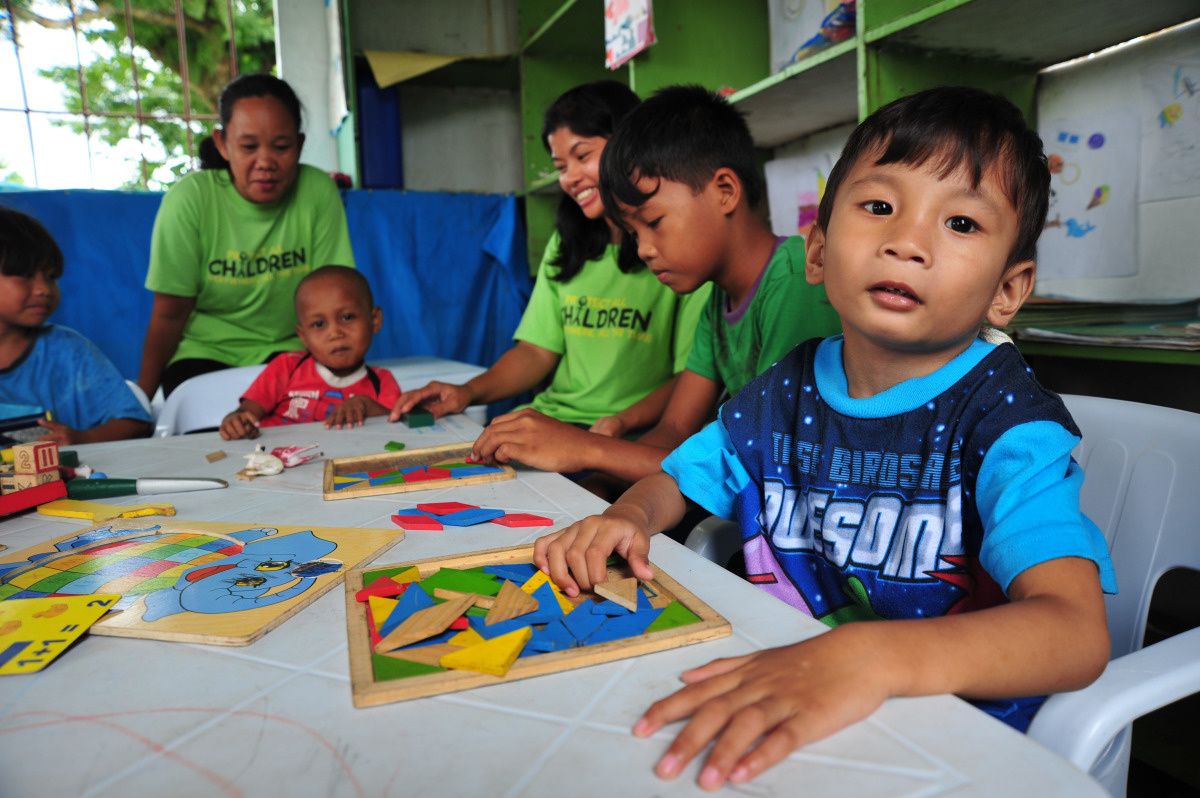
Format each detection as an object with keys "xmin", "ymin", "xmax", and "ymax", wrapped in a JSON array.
[
  {"xmin": 493, "ymin": 513, "xmax": 554, "ymax": 528},
  {"xmin": 364, "ymin": 604, "xmax": 382, "ymax": 646},
  {"xmin": 416, "ymin": 501, "xmax": 479, "ymax": 516},
  {"xmin": 367, "ymin": 467, "xmax": 400, "ymax": 478},
  {"xmin": 401, "ymin": 467, "xmax": 452, "ymax": 483},
  {"xmin": 391, "ymin": 514, "xmax": 444, "ymax": 531},
  {"xmin": 0, "ymin": 479, "xmax": 66, "ymax": 517},
  {"xmin": 355, "ymin": 575, "xmax": 409, "ymax": 603},
  {"xmin": 449, "ymin": 615, "xmax": 470, "ymax": 630}
]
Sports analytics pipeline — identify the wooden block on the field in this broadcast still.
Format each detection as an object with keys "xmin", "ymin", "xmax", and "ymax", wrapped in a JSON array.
[
  {"xmin": 420, "ymin": 567, "xmax": 501, "ymax": 597},
  {"xmin": 375, "ymin": 594, "xmax": 474, "ymax": 653},
  {"xmin": 355, "ymin": 575, "xmax": 409, "ymax": 602},
  {"xmin": 205, "ymin": 450, "xmax": 227, "ymax": 463},
  {"xmin": 402, "ymin": 409, "xmax": 434, "ymax": 428},
  {"xmin": 391, "ymin": 514, "xmax": 443, "ymax": 531},
  {"xmin": 586, "ymin": 607, "xmax": 663, "ymax": 645},
  {"xmin": 526, "ymin": 618, "xmax": 577, "ymax": 653},
  {"xmin": 36, "ymin": 500, "xmax": 175, "ymax": 523},
  {"xmin": 492, "ymin": 513, "xmax": 554, "ymax": 527},
  {"xmin": 10, "ymin": 471, "xmax": 59, "ymax": 492},
  {"xmin": 519, "ymin": 570, "xmax": 576, "ymax": 614},
  {"xmin": 416, "ymin": 501, "xmax": 478, "ymax": 516},
  {"xmin": 437, "ymin": 507, "xmax": 505, "ymax": 527},
  {"xmin": 399, "ymin": 466, "xmax": 452, "ymax": 482},
  {"xmin": 368, "ymin": 595, "xmax": 399, "ymax": 630},
  {"xmin": 12, "ymin": 442, "xmax": 58, "ymax": 474},
  {"xmin": 448, "ymin": 465, "xmax": 505, "ymax": 478},
  {"xmin": 448, "ymin": 627, "xmax": 485, "ymax": 647},
  {"xmin": 438, "ymin": 626, "xmax": 531, "ymax": 677},
  {"xmin": 470, "ymin": 583, "xmax": 562, "ymax": 639},
  {"xmin": 433, "ymin": 588, "xmax": 494, "ymax": 609},
  {"xmin": 378, "ymin": 580, "xmax": 436, "ymax": 637},
  {"xmin": 0, "ymin": 478, "xmax": 66, "ymax": 517},
  {"xmin": 380, "ymin": 642, "xmax": 462, "ymax": 667},
  {"xmin": 448, "ymin": 615, "xmax": 470, "ymax": 630},
  {"xmin": 595, "ymin": 577, "xmax": 639, "ymax": 612},
  {"xmin": 645, "ymin": 600, "xmax": 702, "ymax": 634},
  {"xmin": 483, "ymin": 563, "xmax": 537, "ymax": 583},
  {"xmin": 484, "ymin": 580, "xmax": 539, "ymax": 625},
  {"xmin": 562, "ymin": 602, "xmax": 606, "ymax": 643},
  {"xmin": 384, "ymin": 441, "xmax": 406, "ymax": 451}
]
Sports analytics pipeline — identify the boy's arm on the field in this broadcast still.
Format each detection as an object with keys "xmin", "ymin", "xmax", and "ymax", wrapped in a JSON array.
[
  {"xmin": 220, "ymin": 399, "xmax": 266, "ymax": 440},
  {"xmin": 471, "ymin": 370, "xmax": 721, "ymax": 483},
  {"xmin": 590, "ymin": 376, "xmax": 678, "ymax": 437},
  {"xmin": 36, "ymin": 417, "xmax": 151, "ymax": 445},
  {"xmin": 637, "ymin": 557, "xmax": 1109, "ymax": 790},
  {"xmin": 533, "ymin": 471, "xmax": 688, "ymax": 594}
]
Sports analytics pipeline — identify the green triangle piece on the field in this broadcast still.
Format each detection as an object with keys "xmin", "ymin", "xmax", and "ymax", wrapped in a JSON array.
[
  {"xmin": 420, "ymin": 567, "xmax": 502, "ymax": 597},
  {"xmin": 465, "ymin": 605, "xmax": 489, "ymax": 617},
  {"xmin": 644, "ymin": 600, "xmax": 701, "ymax": 633},
  {"xmin": 372, "ymin": 652, "xmax": 444, "ymax": 681}
]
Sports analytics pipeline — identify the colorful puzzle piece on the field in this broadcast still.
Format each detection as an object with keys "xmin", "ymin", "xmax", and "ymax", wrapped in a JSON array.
[
  {"xmin": 439, "ymin": 626, "xmax": 531, "ymax": 676},
  {"xmin": 449, "ymin": 626, "xmax": 485, "ymax": 647},
  {"xmin": 448, "ymin": 465, "xmax": 505, "ymax": 477},
  {"xmin": 377, "ymin": 580, "xmax": 436, "ymax": 638},
  {"xmin": 562, "ymin": 601, "xmax": 606, "ymax": 642},
  {"xmin": 492, "ymin": 513, "xmax": 554, "ymax": 528},
  {"xmin": 416, "ymin": 501, "xmax": 479, "ymax": 515},
  {"xmin": 483, "ymin": 563, "xmax": 538, "ymax": 583},
  {"xmin": 402, "ymin": 410, "xmax": 435, "ymax": 428},
  {"xmin": 355, "ymin": 573, "xmax": 411, "ymax": 602},
  {"xmin": 384, "ymin": 441, "xmax": 406, "ymax": 452},
  {"xmin": 399, "ymin": 466, "xmax": 452, "ymax": 482},
  {"xmin": 594, "ymin": 577, "xmax": 639, "ymax": 611},
  {"xmin": 437, "ymin": 507, "xmax": 506, "ymax": 527},
  {"xmin": 375, "ymin": 594, "xmax": 474, "ymax": 653},
  {"xmin": 420, "ymin": 567, "xmax": 502, "ymax": 597},
  {"xmin": 485, "ymin": 580, "xmax": 539, "ymax": 625},
  {"xmin": 520, "ymin": 570, "xmax": 576, "ymax": 614},
  {"xmin": 644, "ymin": 600, "xmax": 702, "ymax": 633},
  {"xmin": 367, "ymin": 595, "xmax": 399, "ymax": 630},
  {"xmin": 391, "ymin": 514, "xmax": 444, "ymax": 531},
  {"xmin": 380, "ymin": 642, "xmax": 462, "ymax": 667},
  {"xmin": 526, "ymin": 617, "xmax": 577, "ymax": 653},
  {"xmin": 0, "ymin": 594, "xmax": 120, "ymax": 674},
  {"xmin": 586, "ymin": 606, "xmax": 663, "ymax": 645}
]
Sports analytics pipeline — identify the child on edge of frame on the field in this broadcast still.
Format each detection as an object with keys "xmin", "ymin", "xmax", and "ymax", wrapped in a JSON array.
[
  {"xmin": 0, "ymin": 206, "xmax": 152, "ymax": 445},
  {"xmin": 219, "ymin": 265, "xmax": 401, "ymax": 440},
  {"xmin": 531, "ymin": 86, "xmax": 1117, "ymax": 790}
]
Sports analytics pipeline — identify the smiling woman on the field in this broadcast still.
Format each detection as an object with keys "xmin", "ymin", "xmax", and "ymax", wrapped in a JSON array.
[{"xmin": 137, "ymin": 74, "xmax": 355, "ymax": 398}]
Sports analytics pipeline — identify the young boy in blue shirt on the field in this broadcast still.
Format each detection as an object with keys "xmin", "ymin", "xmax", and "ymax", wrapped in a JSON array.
[
  {"xmin": 533, "ymin": 87, "xmax": 1116, "ymax": 789},
  {"xmin": 0, "ymin": 207, "xmax": 151, "ymax": 444}
]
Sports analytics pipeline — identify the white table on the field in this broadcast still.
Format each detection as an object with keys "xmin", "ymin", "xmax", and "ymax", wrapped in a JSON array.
[{"xmin": 0, "ymin": 416, "xmax": 1103, "ymax": 797}]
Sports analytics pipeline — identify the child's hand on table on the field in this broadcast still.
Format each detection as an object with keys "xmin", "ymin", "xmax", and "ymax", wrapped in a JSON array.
[
  {"xmin": 219, "ymin": 410, "xmax": 260, "ymax": 440},
  {"xmin": 325, "ymin": 396, "xmax": 372, "ymax": 429},
  {"xmin": 36, "ymin": 418, "xmax": 77, "ymax": 446},
  {"xmin": 389, "ymin": 381, "xmax": 470, "ymax": 421},
  {"xmin": 637, "ymin": 624, "xmax": 891, "ymax": 791},
  {"xmin": 472, "ymin": 409, "xmax": 594, "ymax": 472},
  {"xmin": 533, "ymin": 507, "xmax": 656, "ymax": 595}
]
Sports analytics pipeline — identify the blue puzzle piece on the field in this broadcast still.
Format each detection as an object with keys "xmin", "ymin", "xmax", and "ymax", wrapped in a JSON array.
[
  {"xmin": 562, "ymin": 602, "xmax": 607, "ymax": 642},
  {"xmin": 483, "ymin": 563, "xmax": 538, "ymax": 583},
  {"xmin": 333, "ymin": 480, "xmax": 361, "ymax": 491},
  {"xmin": 438, "ymin": 507, "xmax": 506, "ymax": 527},
  {"xmin": 449, "ymin": 465, "xmax": 505, "ymax": 477},
  {"xmin": 469, "ymin": 582, "xmax": 563, "ymax": 638},
  {"xmin": 345, "ymin": 471, "xmax": 371, "ymax": 479},
  {"xmin": 526, "ymin": 617, "xmax": 577, "ymax": 653},
  {"xmin": 377, "ymin": 581, "xmax": 436, "ymax": 638},
  {"xmin": 586, "ymin": 607, "xmax": 663, "ymax": 644},
  {"xmin": 591, "ymin": 599, "xmax": 630, "ymax": 616}
]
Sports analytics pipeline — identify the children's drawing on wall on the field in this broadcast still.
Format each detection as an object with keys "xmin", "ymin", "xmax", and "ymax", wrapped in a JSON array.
[
  {"xmin": 1037, "ymin": 112, "xmax": 1138, "ymax": 280},
  {"xmin": 764, "ymin": 124, "xmax": 850, "ymax": 240},
  {"xmin": 604, "ymin": 0, "xmax": 655, "ymax": 70},
  {"xmin": 1139, "ymin": 57, "xmax": 1200, "ymax": 203}
]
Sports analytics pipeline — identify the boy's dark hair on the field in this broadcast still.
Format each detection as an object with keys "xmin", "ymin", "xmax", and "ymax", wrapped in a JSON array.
[
  {"xmin": 541, "ymin": 80, "xmax": 641, "ymax": 282},
  {"xmin": 199, "ymin": 73, "xmax": 304, "ymax": 171},
  {"xmin": 817, "ymin": 86, "xmax": 1050, "ymax": 265},
  {"xmin": 296, "ymin": 265, "xmax": 373, "ymax": 310},
  {"xmin": 0, "ymin": 206, "xmax": 64, "ymax": 279},
  {"xmin": 599, "ymin": 85, "xmax": 765, "ymax": 217}
]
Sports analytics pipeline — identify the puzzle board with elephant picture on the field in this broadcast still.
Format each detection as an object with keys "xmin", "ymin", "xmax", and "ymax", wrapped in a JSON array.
[{"xmin": 0, "ymin": 519, "xmax": 402, "ymax": 645}]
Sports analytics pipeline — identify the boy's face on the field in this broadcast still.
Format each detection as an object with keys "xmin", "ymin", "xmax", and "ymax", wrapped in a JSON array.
[
  {"xmin": 294, "ymin": 275, "xmax": 380, "ymax": 377},
  {"xmin": 0, "ymin": 270, "xmax": 59, "ymax": 331},
  {"xmin": 617, "ymin": 172, "xmax": 734, "ymax": 295},
  {"xmin": 806, "ymin": 148, "xmax": 1034, "ymax": 358}
]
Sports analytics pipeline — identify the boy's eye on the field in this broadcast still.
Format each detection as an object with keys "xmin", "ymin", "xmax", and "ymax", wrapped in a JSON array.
[
  {"xmin": 310, "ymin": 319, "xmax": 324, "ymax": 329},
  {"xmin": 862, "ymin": 200, "xmax": 892, "ymax": 215},
  {"xmin": 946, "ymin": 216, "xmax": 978, "ymax": 233},
  {"xmin": 340, "ymin": 312, "xmax": 356, "ymax": 321}
]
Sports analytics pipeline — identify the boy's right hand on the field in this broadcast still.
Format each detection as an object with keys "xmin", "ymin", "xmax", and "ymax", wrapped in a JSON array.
[
  {"xmin": 533, "ymin": 506, "xmax": 655, "ymax": 596},
  {"xmin": 388, "ymin": 381, "xmax": 471, "ymax": 421},
  {"xmin": 219, "ymin": 410, "xmax": 260, "ymax": 440}
]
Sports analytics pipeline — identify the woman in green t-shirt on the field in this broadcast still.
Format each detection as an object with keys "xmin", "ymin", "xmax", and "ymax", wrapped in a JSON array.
[
  {"xmin": 137, "ymin": 74, "xmax": 355, "ymax": 397},
  {"xmin": 390, "ymin": 82, "xmax": 704, "ymax": 445}
]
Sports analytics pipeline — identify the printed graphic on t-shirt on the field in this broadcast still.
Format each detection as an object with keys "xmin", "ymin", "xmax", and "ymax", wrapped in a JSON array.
[
  {"xmin": 560, "ymin": 294, "xmax": 655, "ymax": 342},
  {"xmin": 208, "ymin": 245, "xmax": 309, "ymax": 283}
]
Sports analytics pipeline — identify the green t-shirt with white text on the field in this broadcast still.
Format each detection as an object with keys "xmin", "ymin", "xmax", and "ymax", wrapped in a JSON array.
[
  {"xmin": 145, "ymin": 165, "xmax": 356, "ymax": 366},
  {"xmin": 514, "ymin": 232, "xmax": 710, "ymax": 425},
  {"xmin": 686, "ymin": 235, "xmax": 840, "ymax": 396}
]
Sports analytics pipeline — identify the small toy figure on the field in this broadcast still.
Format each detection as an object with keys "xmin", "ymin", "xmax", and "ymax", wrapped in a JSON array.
[
  {"xmin": 271, "ymin": 444, "xmax": 322, "ymax": 468},
  {"xmin": 237, "ymin": 445, "xmax": 285, "ymax": 480}
]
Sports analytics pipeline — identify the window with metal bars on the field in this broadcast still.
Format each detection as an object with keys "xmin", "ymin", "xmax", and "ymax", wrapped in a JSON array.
[{"xmin": 1, "ymin": 0, "xmax": 275, "ymax": 190}]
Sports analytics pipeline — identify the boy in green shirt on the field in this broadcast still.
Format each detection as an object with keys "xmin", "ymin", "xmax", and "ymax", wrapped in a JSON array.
[{"xmin": 470, "ymin": 86, "xmax": 840, "ymax": 494}]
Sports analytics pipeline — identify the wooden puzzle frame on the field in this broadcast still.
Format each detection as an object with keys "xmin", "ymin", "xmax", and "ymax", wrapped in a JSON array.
[
  {"xmin": 345, "ymin": 543, "xmax": 731, "ymax": 708},
  {"xmin": 322, "ymin": 442, "xmax": 516, "ymax": 501}
]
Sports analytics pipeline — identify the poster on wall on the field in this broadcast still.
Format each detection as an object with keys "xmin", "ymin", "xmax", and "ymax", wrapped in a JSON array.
[
  {"xmin": 763, "ymin": 125, "xmax": 850, "ymax": 240},
  {"xmin": 1138, "ymin": 57, "xmax": 1200, "ymax": 203},
  {"xmin": 605, "ymin": 0, "xmax": 656, "ymax": 70},
  {"xmin": 1036, "ymin": 112, "xmax": 1139, "ymax": 280}
]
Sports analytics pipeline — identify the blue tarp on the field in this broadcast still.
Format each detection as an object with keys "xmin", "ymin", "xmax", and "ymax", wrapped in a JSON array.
[{"xmin": 0, "ymin": 188, "xmax": 530, "ymax": 381}]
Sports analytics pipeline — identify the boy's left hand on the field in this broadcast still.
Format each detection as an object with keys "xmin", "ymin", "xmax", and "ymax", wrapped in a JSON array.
[
  {"xmin": 36, "ymin": 419, "xmax": 77, "ymax": 446},
  {"xmin": 325, "ymin": 396, "xmax": 371, "ymax": 429},
  {"xmin": 472, "ymin": 409, "xmax": 594, "ymax": 471},
  {"xmin": 635, "ymin": 624, "xmax": 890, "ymax": 791}
]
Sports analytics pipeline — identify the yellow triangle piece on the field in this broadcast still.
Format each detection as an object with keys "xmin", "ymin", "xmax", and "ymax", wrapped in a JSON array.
[
  {"xmin": 439, "ymin": 626, "xmax": 532, "ymax": 676},
  {"xmin": 520, "ymin": 570, "xmax": 575, "ymax": 614},
  {"xmin": 368, "ymin": 595, "xmax": 399, "ymax": 630},
  {"xmin": 449, "ymin": 627, "xmax": 485, "ymax": 647},
  {"xmin": 392, "ymin": 566, "xmax": 422, "ymax": 585},
  {"xmin": 334, "ymin": 476, "xmax": 361, "ymax": 485}
]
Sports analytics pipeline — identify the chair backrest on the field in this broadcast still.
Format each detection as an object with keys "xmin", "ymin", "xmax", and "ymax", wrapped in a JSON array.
[
  {"xmin": 1061, "ymin": 393, "xmax": 1200, "ymax": 660},
  {"xmin": 124, "ymin": 379, "xmax": 154, "ymax": 421},
  {"xmin": 154, "ymin": 365, "xmax": 266, "ymax": 436}
]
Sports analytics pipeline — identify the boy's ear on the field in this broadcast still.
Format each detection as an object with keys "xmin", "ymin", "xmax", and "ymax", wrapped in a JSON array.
[
  {"xmin": 710, "ymin": 167, "xmax": 742, "ymax": 215},
  {"xmin": 371, "ymin": 306, "xmax": 382, "ymax": 334},
  {"xmin": 986, "ymin": 260, "xmax": 1036, "ymax": 328},
  {"xmin": 804, "ymin": 225, "xmax": 827, "ymax": 285}
]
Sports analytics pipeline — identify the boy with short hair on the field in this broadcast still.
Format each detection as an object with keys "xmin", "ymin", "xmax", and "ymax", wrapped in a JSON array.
[
  {"xmin": 471, "ymin": 86, "xmax": 840, "ymax": 493},
  {"xmin": 219, "ymin": 265, "xmax": 400, "ymax": 439},
  {"xmin": 0, "ymin": 207, "xmax": 151, "ymax": 444},
  {"xmin": 533, "ymin": 87, "xmax": 1116, "ymax": 789}
]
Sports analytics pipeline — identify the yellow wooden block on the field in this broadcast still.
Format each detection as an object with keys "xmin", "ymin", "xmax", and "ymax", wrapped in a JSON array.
[
  {"xmin": 519, "ymin": 570, "xmax": 575, "ymax": 614},
  {"xmin": 392, "ymin": 566, "xmax": 422, "ymax": 585},
  {"xmin": 37, "ymin": 500, "xmax": 176, "ymax": 523},
  {"xmin": 380, "ymin": 642, "xmax": 462, "ymax": 667},
  {"xmin": 368, "ymin": 595, "xmax": 399, "ymax": 630},
  {"xmin": 448, "ymin": 627, "xmax": 485, "ymax": 647},
  {"xmin": 439, "ymin": 626, "xmax": 532, "ymax": 676}
]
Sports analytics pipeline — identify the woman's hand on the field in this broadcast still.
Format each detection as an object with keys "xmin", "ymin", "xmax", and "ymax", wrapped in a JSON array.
[{"xmin": 389, "ymin": 381, "xmax": 471, "ymax": 421}]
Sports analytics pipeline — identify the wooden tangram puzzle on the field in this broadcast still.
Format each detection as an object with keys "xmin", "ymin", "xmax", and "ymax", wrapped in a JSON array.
[
  {"xmin": 344, "ymin": 544, "xmax": 731, "ymax": 707},
  {"xmin": 323, "ymin": 442, "xmax": 514, "ymax": 501},
  {"xmin": 0, "ymin": 519, "xmax": 402, "ymax": 645}
]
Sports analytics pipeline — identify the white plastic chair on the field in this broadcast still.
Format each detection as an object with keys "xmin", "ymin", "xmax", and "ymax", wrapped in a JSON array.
[
  {"xmin": 124, "ymin": 379, "xmax": 154, "ymax": 422},
  {"xmin": 684, "ymin": 393, "xmax": 1200, "ymax": 796}
]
